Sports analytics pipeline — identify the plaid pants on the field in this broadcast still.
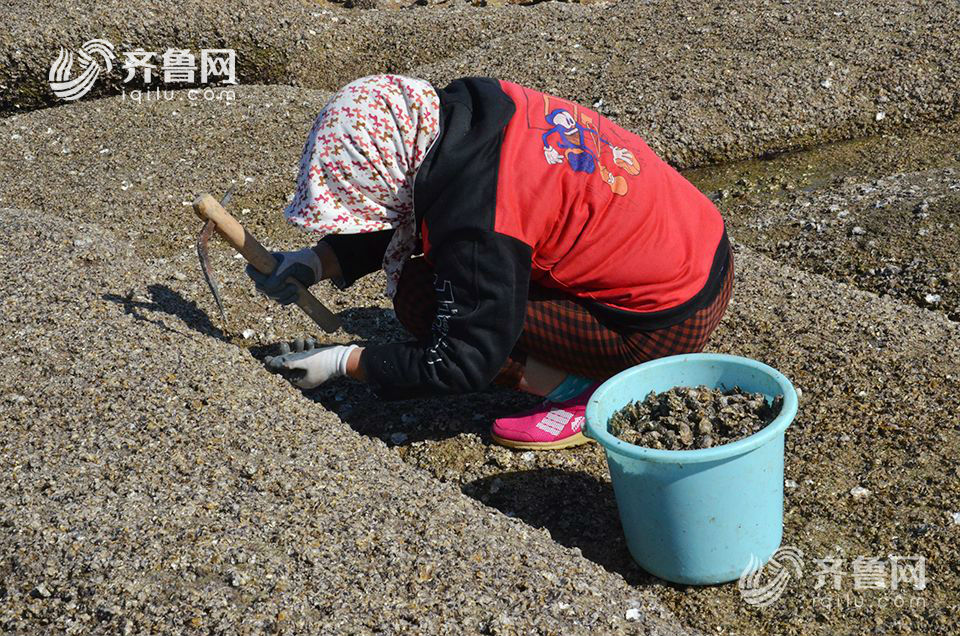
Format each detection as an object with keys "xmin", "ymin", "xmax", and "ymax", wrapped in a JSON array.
[{"xmin": 393, "ymin": 252, "xmax": 734, "ymax": 389}]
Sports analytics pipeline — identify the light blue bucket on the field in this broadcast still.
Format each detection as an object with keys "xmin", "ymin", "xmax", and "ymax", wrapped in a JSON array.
[{"xmin": 584, "ymin": 353, "xmax": 798, "ymax": 585}]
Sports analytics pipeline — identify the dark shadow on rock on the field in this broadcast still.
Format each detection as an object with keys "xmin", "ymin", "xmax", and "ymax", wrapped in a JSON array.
[
  {"xmin": 243, "ymin": 336, "xmax": 671, "ymax": 589},
  {"xmin": 102, "ymin": 284, "xmax": 227, "ymax": 341},
  {"xmin": 247, "ymin": 312, "xmax": 542, "ymax": 445},
  {"xmin": 309, "ymin": 379, "xmax": 540, "ymax": 445},
  {"xmin": 464, "ymin": 469, "xmax": 660, "ymax": 587},
  {"xmin": 335, "ymin": 306, "xmax": 409, "ymax": 342}
]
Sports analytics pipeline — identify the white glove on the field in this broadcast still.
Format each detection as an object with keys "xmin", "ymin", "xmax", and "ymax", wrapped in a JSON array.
[
  {"xmin": 265, "ymin": 344, "xmax": 358, "ymax": 389},
  {"xmin": 543, "ymin": 145, "xmax": 563, "ymax": 165}
]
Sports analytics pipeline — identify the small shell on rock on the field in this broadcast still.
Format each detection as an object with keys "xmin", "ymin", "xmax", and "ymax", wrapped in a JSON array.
[
  {"xmin": 850, "ymin": 486, "xmax": 872, "ymax": 499},
  {"xmin": 30, "ymin": 584, "xmax": 51, "ymax": 599},
  {"xmin": 696, "ymin": 417, "xmax": 713, "ymax": 435},
  {"xmin": 677, "ymin": 422, "xmax": 694, "ymax": 446}
]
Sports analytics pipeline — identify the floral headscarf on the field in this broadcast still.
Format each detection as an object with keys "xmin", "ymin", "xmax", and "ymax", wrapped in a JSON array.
[{"xmin": 283, "ymin": 74, "xmax": 441, "ymax": 297}]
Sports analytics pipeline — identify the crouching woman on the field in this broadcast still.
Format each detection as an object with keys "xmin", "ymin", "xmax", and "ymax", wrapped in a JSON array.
[{"xmin": 247, "ymin": 74, "xmax": 733, "ymax": 451}]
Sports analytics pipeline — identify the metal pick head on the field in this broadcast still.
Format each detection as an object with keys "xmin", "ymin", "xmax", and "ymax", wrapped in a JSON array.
[
  {"xmin": 194, "ymin": 184, "xmax": 239, "ymax": 327},
  {"xmin": 221, "ymin": 182, "xmax": 236, "ymax": 208},
  {"xmin": 197, "ymin": 218, "xmax": 228, "ymax": 325}
]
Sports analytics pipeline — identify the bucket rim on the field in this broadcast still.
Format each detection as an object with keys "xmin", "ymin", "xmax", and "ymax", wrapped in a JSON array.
[{"xmin": 584, "ymin": 353, "xmax": 798, "ymax": 464}]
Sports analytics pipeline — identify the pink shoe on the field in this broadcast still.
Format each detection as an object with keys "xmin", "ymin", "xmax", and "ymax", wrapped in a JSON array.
[{"xmin": 491, "ymin": 386, "xmax": 598, "ymax": 450}]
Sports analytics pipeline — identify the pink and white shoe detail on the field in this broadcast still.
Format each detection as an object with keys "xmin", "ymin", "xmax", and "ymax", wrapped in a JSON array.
[{"xmin": 491, "ymin": 386, "xmax": 598, "ymax": 450}]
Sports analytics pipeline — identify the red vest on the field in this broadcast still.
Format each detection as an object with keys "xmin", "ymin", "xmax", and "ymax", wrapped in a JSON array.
[{"xmin": 491, "ymin": 80, "xmax": 725, "ymax": 313}]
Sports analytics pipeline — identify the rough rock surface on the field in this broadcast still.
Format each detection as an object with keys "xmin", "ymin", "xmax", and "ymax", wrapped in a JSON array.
[
  {"xmin": 5, "ymin": 0, "xmax": 960, "ymax": 167},
  {"xmin": 0, "ymin": 0, "xmax": 547, "ymax": 113},
  {"xmin": 411, "ymin": 0, "xmax": 960, "ymax": 167},
  {"xmin": 2, "ymin": 1, "xmax": 960, "ymax": 634},
  {"xmin": 404, "ymin": 244, "xmax": 960, "ymax": 635},
  {"xmin": 0, "ymin": 210, "xmax": 685, "ymax": 634},
  {"xmin": 684, "ymin": 118, "xmax": 960, "ymax": 319},
  {"xmin": 720, "ymin": 166, "xmax": 960, "ymax": 321}
]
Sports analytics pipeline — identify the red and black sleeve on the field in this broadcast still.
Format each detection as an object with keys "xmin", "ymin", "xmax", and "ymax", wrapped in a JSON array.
[{"xmin": 361, "ymin": 77, "xmax": 532, "ymax": 398}]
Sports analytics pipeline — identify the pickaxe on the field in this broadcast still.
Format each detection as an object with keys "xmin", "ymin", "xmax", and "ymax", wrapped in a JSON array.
[{"xmin": 193, "ymin": 190, "xmax": 341, "ymax": 333}]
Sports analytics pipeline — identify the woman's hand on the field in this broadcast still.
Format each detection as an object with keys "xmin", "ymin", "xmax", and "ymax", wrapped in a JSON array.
[
  {"xmin": 246, "ymin": 247, "xmax": 323, "ymax": 305},
  {"xmin": 246, "ymin": 243, "xmax": 342, "ymax": 305},
  {"xmin": 266, "ymin": 344, "xmax": 361, "ymax": 389}
]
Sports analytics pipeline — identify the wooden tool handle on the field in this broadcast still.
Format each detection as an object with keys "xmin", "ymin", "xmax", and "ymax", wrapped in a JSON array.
[{"xmin": 192, "ymin": 193, "xmax": 342, "ymax": 333}]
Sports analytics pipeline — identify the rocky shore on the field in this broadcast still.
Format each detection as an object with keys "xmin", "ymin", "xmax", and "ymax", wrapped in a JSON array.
[{"xmin": 2, "ymin": 1, "xmax": 958, "ymax": 633}]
